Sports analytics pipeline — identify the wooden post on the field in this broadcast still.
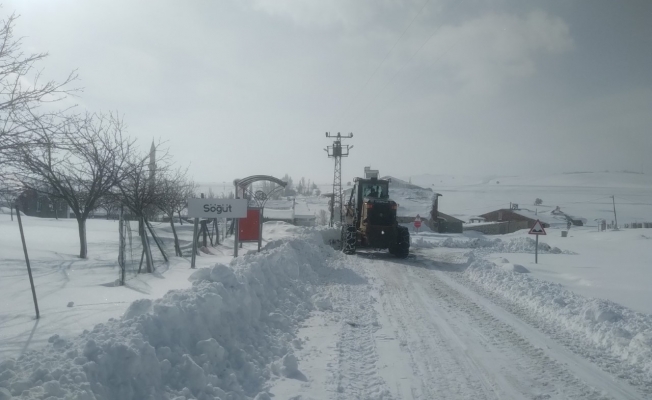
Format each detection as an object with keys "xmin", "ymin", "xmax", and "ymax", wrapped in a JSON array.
[
  {"xmin": 15, "ymin": 205, "xmax": 40, "ymax": 319},
  {"xmin": 201, "ymin": 220, "xmax": 208, "ymax": 247},
  {"xmin": 146, "ymin": 219, "xmax": 168, "ymax": 262},
  {"xmin": 234, "ymin": 183, "xmax": 240, "ymax": 257},
  {"xmin": 234, "ymin": 218, "xmax": 239, "ymax": 257},
  {"xmin": 119, "ymin": 205, "xmax": 126, "ymax": 285},
  {"xmin": 612, "ymin": 195, "xmax": 619, "ymax": 230},
  {"xmin": 258, "ymin": 209, "xmax": 263, "ymax": 252},
  {"xmin": 535, "ymin": 235, "xmax": 539, "ymax": 264},
  {"xmin": 191, "ymin": 217, "xmax": 199, "ymax": 268}
]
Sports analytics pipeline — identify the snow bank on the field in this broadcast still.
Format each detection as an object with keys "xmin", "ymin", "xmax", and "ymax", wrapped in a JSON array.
[
  {"xmin": 464, "ymin": 255, "xmax": 652, "ymax": 383},
  {"xmin": 412, "ymin": 235, "xmax": 569, "ymax": 254},
  {"xmin": 0, "ymin": 233, "xmax": 342, "ymax": 399}
]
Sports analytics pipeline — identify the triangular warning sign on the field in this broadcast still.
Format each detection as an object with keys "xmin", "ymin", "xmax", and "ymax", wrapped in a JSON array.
[{"xmin": 529, "ymin": 219, "xmax": 547, "ymax": 235}]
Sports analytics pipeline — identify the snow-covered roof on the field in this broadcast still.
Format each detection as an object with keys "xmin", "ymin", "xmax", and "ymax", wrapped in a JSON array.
[
  {"xmin": 511, "ymin": 208, "xmax": 570, "ymax": 226},
  {"xmin": 294, "ymin": 214, "xmax": 316, "ymax": 220},
  {"xmin": 383, "ymin": 176, "xmax": 432, "ymax": 191},
  {"xmin": 263, "ymin": 208, "xmax": 294, "ymax": 220}
]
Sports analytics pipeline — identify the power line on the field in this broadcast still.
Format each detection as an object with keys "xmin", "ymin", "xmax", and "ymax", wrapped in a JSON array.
[{"xmin": 333, "ymin": 0, "xmax": 432, "ymax": 128}]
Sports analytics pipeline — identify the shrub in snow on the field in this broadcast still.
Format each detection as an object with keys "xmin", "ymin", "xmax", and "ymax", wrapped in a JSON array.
[{"xmin": 0, "ymin": 233, "xmax": 344, "ymax": 400}]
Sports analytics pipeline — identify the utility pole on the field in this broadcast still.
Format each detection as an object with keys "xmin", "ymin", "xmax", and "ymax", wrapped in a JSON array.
[
  {"xmin": 324, "ymin": 132, "xmax": 353, "ymax": 227},
  {"xmin": 612, "ymin": 195, "xmax": 618, "ymax": 230}
]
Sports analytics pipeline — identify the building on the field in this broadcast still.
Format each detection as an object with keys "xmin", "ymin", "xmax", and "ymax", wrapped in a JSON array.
[
  {"xmin": 478, "ymin": 205, "xmax": 584, "ymax": 230},
  {"xmin": 397, "ymin": 212, "xmax": 464, "ymax": 233},
  {"xmin": 16, "ymin": 188, "xmax": 69, "ymax": 219},
  {"xmin": 263, "ymin": 207, "xmax": 294, "ymax": 224},
  {"xmin": 364, "ymin": 166, "xmax": 379, "ymax": 179},
  {"xmin": 436, "ymin": 212, "xmax": 464, "ymax": 233},
  {"xmin": 478, "ymin": 208, "xmax": 553, "ymax": 229}
]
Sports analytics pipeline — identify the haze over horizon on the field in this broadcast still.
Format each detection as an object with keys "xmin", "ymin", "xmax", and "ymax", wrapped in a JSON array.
[{"xmin": 6, "ymin": 0, "xmax": 651, "ymax": 183}]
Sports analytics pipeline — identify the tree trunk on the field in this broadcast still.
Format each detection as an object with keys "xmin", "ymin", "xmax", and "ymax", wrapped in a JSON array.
[
  {"xmin": 178, "ymin": 210, "xmax": 183, "ymax": 225},
  {"xmin": 10, "ymin": 206, "xmax": 13, "ymax": 221},
  {"xmin": 77, "ymin": 218, "xmax": 88, "ymax": 258},
  {"xmin": 169, "ymin": 214, "xmax": 181, "ymax": 256},
  {"xmin": 139, "ymin": 218, "xmax": 154, "ymax": 273}
]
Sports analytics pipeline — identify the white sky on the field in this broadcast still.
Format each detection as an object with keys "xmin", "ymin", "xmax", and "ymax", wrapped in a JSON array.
[{"xmin": 6, "ymin": 0, "xmax": 652, "ymax": 184}]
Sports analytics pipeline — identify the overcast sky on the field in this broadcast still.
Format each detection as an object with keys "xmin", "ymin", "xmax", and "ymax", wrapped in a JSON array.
[{"xmin": 6, "ymin": 0, "xmax": 651, "ymax": 184}]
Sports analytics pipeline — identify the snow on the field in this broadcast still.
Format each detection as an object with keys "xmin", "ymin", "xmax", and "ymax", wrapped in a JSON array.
[
  {"xmin": 393, "ymin": 171, "xmax": 652, "ymax": 224},
  {"xmin": 0, "ymin": 214, "xmax": 218, "ymax": 362},
  {"xmin": 492, "ymin": 227, "xmax": 652, "ymax": 315},
  {"xmin": 261, "ymin": 208, "xmax": 293, "ymax": 220},
  {"xmin": 2, "ymin": 171, "xmax": 652, "ymax": 399},
  {"xmin": 462, "ymin": 254, "xmax": 652, "ymax": 388},
  {"xmin": 511, "ymin": 207, "xmax": 578, "ymax": 227},
  {"xmin": 0, "ymin": 232, "xmax": 346, "ymax": 399}
]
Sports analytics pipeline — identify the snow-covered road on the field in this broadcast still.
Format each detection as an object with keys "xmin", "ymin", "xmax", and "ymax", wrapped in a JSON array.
[
  {"xmin": 281, "ymin": 248, "xmax": 646, "ymax": 400},
  {"xmin": 3, "ymin": 226, "xmax": 651, "ymax": 399}
]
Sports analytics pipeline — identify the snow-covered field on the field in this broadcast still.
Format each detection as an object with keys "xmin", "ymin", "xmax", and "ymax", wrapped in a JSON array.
[
  {"xmin": 1, "ymin": 172, "xmax": 652, "ymax": 399},
  {"xmin": 398, "ymin": 171, "xmax": 652, "ymax": 225}
]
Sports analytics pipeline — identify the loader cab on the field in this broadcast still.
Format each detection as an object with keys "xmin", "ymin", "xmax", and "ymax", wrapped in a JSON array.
[
  {"xmin": 342, "ymin": 175, "xmax": 409, "ymax": 258},
  {"xmin": 346, "ymin": 177, "xmax": 391, "ymax": 226},
  {"xmin": 361, "ymin": 181, "xmax": 389, "ymax": 199}
]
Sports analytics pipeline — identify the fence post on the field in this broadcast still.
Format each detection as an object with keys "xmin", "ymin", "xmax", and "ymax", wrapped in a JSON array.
[
  {"xmin": 201, "ymin": 220, "xmax": 208, "ymax": 247},
  {"xmin": 119, "ymin": 205, "xmax": 126, "ymax": 285},
  {"xmin": 191, "ymin": 217, "xmax": 199, "ymax": 268},
  {"xmin": 15, "ymin": 204, "xmax": 40, "ymax": 319}
]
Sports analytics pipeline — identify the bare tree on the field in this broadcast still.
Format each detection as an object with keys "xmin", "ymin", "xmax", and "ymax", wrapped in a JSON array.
[
  {"xmin": 117, "ymin": 141, "xmax": 170, "ymax": 272},
  {"xmin": 177, "ymin": 180, "xmax": 195, "ymax": 225},
  {"xmin": 156, "ymin": 168, "xmax": 193, "ymax": 256},
  {"xmin": 0, "ymin": 11, "xmax": 78, "ymax": 180},
  {"xmin": 0, "ymin": 176, "xmax": 21, "ymax": 220},
  {"xmin": 17, "ymin": 112, "xmax": 132, "ymax": 258},
  {"xmin": 97, "ymin": 190, "xmax": 123, "ymax": 220}
]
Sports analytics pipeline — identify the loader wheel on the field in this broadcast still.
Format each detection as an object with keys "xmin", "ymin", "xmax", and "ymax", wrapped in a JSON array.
[
  {"xmin": 393, "ymin": 226, "xmax": 410, "ymax": 258},
  {"xmin": 342, "ymin": 225, "xmax": 357, "ymax": 255}
]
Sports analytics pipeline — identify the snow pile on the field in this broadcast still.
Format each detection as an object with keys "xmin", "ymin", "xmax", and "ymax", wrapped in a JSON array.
[
  {"xmin": 0, "ymin": 233, "xmax": 342, "ymax": 400},
  {"xmin": 495, "ymin": 237, "xmax": 565, "ymax": 254},
  {"xmin": 465, "ymin": 256, "xmax": 652, "ymax": 383},
  {"xmin": 412, "ymin": 235, "xmax": 569, "ymax": 254},
  {"xmin": 412, "ymin": 235, "xmax": 497, "ymax": 249}
]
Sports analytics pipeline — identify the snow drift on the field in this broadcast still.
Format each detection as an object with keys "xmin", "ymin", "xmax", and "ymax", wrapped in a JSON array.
[
  {"xmin": 0, "ymin": 233, "xmax": 343, "ymax": 400},
  {"xmin": 464, "ymin": 255, "xmax": 652, "ymax": 385},
  {"xmin": 412, "ymin": 235, "xmax": 570, "ymax": 254}
]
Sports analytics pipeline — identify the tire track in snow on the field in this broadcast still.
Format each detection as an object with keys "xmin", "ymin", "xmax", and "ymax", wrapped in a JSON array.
[
  {"xmin": 371, "ymin": 266, "xmax": 494, "ymax": 399},
  {"xmin": 356, "ymin": 254, "xmax": 611, "ymax": 399},
  {"xmin": 332, "ymin": 281, "xmax": 394, "ymax": 400}
]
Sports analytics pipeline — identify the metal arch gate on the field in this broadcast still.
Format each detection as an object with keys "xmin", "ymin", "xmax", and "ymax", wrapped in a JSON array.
[{"xmin": 233, "ymin": 175, "xmax": 287, "ymax": 257}]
